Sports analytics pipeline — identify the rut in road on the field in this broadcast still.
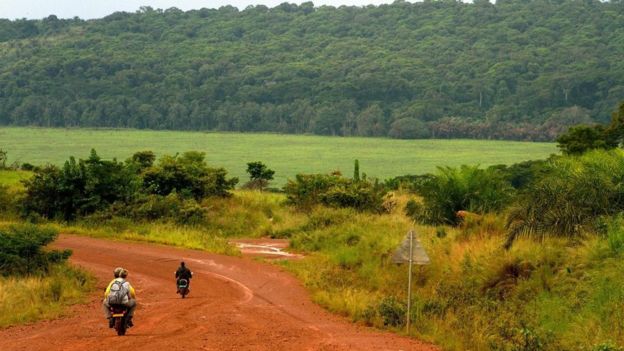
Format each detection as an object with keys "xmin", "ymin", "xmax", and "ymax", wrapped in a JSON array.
[{"xmin": 0, "ymin": 235, "xmax": 438, "ymax": 351}]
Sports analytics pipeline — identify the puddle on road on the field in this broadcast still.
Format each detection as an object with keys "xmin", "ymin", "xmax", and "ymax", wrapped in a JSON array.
[{"xmin": 230, "ymin": 240, "xmax": 302, "ymax": 259}]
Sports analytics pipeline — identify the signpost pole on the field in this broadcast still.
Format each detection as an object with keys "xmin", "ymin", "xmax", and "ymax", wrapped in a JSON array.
[{"xmin": 406, "ymin": 229, "xmax": 413, "ymax": 334}]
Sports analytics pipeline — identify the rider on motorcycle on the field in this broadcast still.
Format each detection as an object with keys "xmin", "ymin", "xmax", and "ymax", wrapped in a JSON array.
[
  {"xmin": 175, "ymin": 261, "xmax": 192, "ymax": 293},
  {"xmin": 103, "ymin": 267, "xmax": 137, "ymax": 328}
]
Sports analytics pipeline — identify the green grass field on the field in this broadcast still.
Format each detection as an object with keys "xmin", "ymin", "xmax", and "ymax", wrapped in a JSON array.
[{"xmin": 0, "ymin": 127, "xmax": 557, "ymax": 185}]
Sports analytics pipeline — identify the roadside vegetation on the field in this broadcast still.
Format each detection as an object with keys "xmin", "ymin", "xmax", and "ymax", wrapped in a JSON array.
[
  {"xmin": 0, "ymin": 103, "xmax": 623, "ymax": 349},
  {"xmin": 0, "ymin": 224, "xmax": 94, "ymax": 327}
]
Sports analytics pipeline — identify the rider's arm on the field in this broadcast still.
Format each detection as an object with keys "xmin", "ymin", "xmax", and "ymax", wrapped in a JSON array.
[
  {"xmin": 103, "ymin": 280, "xmax": 114, "ymax": 299},
  {"xmin": 128, "ymin": 285, "xmax": 136, "ymax": 299}
]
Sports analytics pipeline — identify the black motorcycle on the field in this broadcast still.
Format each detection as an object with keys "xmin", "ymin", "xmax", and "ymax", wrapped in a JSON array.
[
  {"xmin": 177, "ymin": 278, "xmax": 190, "ymax": 298},
  {"xmin": 109, "ymin": 305, "xmax": 129, "ymax": 335}
]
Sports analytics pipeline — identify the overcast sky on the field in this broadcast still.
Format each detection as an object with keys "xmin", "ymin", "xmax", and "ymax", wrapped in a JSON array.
[{"xmin": 0, "ymin": 1, "xmax": 399, "ymax": 20}]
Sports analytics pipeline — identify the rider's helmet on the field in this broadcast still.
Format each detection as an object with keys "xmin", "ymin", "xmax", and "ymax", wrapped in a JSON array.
[
  {"xmin": 119, "ymin": 269, "xmax": 128, "ymax": 278},
  {"xmin": 114, "ymin": 267, "xmax": 124, "ymax": 278},
  {"xmin": 180, "ymin": 261, "xmax": 185, "ymax": 267}
]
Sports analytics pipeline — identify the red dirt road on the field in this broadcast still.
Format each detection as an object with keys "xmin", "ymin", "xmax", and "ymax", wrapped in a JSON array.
[{"xmin": 0, "ymin": 235, "xmax": 437, "ymax": 351}]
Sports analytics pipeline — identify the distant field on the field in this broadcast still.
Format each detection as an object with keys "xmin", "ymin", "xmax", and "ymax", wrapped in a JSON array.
[{"xmin": 0, "ymin": 127, "xmax": 557, "ymax": 185}]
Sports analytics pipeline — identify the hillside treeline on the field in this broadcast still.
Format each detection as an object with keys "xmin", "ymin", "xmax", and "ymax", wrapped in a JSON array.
[{"xmin": 1, "ymin": 0, "xmax": 623, "ymax": 140}]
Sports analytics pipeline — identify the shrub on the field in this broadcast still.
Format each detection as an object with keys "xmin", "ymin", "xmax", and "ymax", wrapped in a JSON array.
[
  {"xmin": 143, "ymin": 151, "xmax": 238, "ymax": 199},
  {"xmin": 20, "ymin": 163, "xmax": 38, "ymax": 171},
  {"xmin": 505, "ymin": 150, "xmax": 624, "ymax": 248},
  {"xmin": 410, "ymin": 165, "xmax": 514, "ymax": 225},
  {"xmin": 0, "ymin": 225, "xmax": 71, "ymax": 276},
  {"xmin": 21, "ymin": 150, "xmax": 140, "ymax": 220},
  {"xmin": 378, "ymin": 296, "xmax": 406, "ymax": 327},
  {"xmin": 0, "ymin": 185, "xmax": 12, "ymax": 214},
  {"xmin": 384, "ymin": 174, "xmax": 435, "ymax": 192},
  {"xmin": 284, "ymin": 173, "xmax": 387, "ymax": 212}
]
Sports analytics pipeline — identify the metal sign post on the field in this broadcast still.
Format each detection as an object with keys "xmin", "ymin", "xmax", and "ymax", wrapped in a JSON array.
[
  {"xmin": 406, "ymin": 229, "xmax": 413, "ymax": 333},
  {"xmin": 392, "ymin": 228, "xmax": 430, "ymax": 334}
]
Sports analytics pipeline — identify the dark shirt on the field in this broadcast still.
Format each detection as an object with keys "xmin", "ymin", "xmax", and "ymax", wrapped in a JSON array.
[{"xmin": 176, "ymin": 266, "xmax": 192, "ymax": 280}]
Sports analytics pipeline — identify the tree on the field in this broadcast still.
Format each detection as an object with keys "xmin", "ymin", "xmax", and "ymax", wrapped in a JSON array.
[
  {"xmin": 605, "ymin": 101, "xmax": 624, "ymax": 147},
  {"xmin": 243, "ymin": 161, "xmax": 275, "ymax": 190},
  {"xmin": 556, "ymin": 125, "xmax": 616, "ymax": 155},
  {"xmin": 143, "ymin": 151, "xmax": 238, "ymax": 199},
  {"xmin": 129, "ymin": 150, "xmax": 156, "ymax": 171},
  {"xmin": 388, "ymin": 118, "xmax": 431, "ymax": 139}
]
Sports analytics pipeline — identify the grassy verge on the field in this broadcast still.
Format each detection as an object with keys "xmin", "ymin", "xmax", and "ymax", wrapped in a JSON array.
[
  {"xmin": 278, "ymin": 197, "xmax": 624, "ymax": 350},
  {"xmin": 2, "ymin": 185, "xmax": 623, "ymax": 349},
  {"xmin": 32, "ymin": 190, "xmax": 302, "ymax": 256},
  {"xmin": 0, "ymin": 264, "xmax": 95, "ymax": 328},
  {"xmin": 57, "ymin": 222, "xmax": 241, "ymax": 256}
]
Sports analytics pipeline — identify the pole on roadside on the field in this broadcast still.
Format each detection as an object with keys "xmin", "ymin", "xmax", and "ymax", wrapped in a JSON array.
[
  {"xmin": 391, "ymin": 227, "xmax": 429, "ymax": 335},
  {"xmin": 406, "ymin": 229, "xmax": 413, "ymax": 334}
]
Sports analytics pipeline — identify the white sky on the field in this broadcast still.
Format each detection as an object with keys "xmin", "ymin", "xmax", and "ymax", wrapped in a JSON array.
[{"xmin": 0, "ymin": 1, "xmax": 398, "ymax": 20}]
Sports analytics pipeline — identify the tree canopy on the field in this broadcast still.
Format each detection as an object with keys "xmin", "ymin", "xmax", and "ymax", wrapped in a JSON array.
[{"xmin": 1, "ymin": 1, "xmax": 623, "ymax": 140}]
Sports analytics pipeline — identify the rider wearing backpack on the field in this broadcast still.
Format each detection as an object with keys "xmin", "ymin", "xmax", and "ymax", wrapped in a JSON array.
[{"xmin": 102, "ymin": 267, "xmax": 137, "ymax": 328}]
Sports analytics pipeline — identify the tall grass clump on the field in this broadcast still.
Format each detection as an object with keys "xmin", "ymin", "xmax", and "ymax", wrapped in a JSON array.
[
  {"xmin": 0, "ymin": 264, "xmax": 94, "ymax": 327},
  {"xmin": 505, "ymin": 149, "xmax": 624, "ymax": 248}
]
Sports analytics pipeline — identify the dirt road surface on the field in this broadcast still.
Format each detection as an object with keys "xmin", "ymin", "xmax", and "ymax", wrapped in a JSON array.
[{"xmin": 0, "ymin": 235, "xmax": 437, "ymax": 351}]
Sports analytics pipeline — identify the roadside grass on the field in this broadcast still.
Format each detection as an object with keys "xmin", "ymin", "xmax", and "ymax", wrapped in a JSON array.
[
  {"xmin": 0, "ymin": 264, "xmax": 95, "ymax": 328},
  {"xmin": 2, "ymin": 182, "xmax": 623, "ymax": 349},
  {"xmin": 279, "ymin": 193, "xmax": 624, "ymax": 350},
  {"xmin": 36, "ymin": 190, "xmax": 301, "ymax": 256},
  {"xmin": 57, "ymin": 222, "xmax": 241, "ymax": 256},
  {"xmin": 0, "ymin": 127, "xmax": 556, "ymax": 186}
]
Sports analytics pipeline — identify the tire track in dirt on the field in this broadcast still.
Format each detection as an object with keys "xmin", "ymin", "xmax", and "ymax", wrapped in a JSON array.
[{"xmin": 0, "ymin": 235, "xmax": 437, "ymax": 351}]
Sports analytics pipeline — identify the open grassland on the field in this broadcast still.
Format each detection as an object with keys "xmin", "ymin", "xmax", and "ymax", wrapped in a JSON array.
[
  {"xmin": 0, "ymin": 127, "xmax": 556, "ymax": 185},
  {"xmin": 0, "ymin": 264, "xmax": 94, "ymax": 328}
]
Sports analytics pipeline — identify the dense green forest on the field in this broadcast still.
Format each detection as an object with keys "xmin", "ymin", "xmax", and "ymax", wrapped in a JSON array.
[{"xmin": 1, "ymin": 0, "xmax": 623, "ymax": 140}]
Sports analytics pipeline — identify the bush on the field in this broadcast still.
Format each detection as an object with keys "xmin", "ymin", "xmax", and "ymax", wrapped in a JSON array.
[
  {"xmin": 0, "ymin": 225, "xmax": 71, "ymax": 276},
  {"xmin": 20, "ymin": 163, "xmax": 38, "ymax": 171},
  {"xmin": 284, "ymin": 173, "xmax": 388, "ymax": 212},
  {"xmin": 409, "ymin": 165, "xmax": 514, "ymax": 225},
  {"xmin": 378, "ymin": 296, "xmax": 406, "ymax": 327},
  {"xmin": 384, "ymin": 174, "xmax": 435, "ymax": 192},
  {"xmin": 0, "ymin": 185, "xmax": 12, "ymax": 214},
  {"xmin": 21, "ymin": 150, "xmax": 140, "ymax": 220},
  {"xmin": 142, "ymin": 151, "xmax": 238, "ymax": 199},
  {"xmin": 505, "ymin": 150, "xmax": 624, "ymax": 248}
]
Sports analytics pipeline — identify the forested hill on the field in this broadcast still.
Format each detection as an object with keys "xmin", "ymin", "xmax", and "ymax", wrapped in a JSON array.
[{"xmin": 1, "ymin": 1, "xmax": 623, "ymax": 140}]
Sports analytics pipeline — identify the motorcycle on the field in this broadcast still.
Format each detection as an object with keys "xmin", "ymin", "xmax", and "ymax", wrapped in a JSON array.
[
  {"xmin": 177, "ymin": 278, "xmax": 190, "ymax": 298},
  {"xmin": 109, "ymin": 305, "xmax": 129, "ymax": 336}
]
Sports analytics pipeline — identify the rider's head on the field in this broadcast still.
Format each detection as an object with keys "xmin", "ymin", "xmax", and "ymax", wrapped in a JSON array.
[
  {"xmin": 180, "ymin": 261, "xmax": 185, "ymax": 267},
  {"xmin": 114, "ymin": 267, "xmax": 124, "ymax": 278},
  {"xmin": 120, "ymin": 269, "xmax": 128, "ymax": 279}
]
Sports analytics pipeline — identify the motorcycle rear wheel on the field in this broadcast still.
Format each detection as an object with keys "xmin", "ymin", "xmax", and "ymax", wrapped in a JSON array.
[{"xmin": 114, "ymin": 317, "xmax": 126, "ymax": 336}]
